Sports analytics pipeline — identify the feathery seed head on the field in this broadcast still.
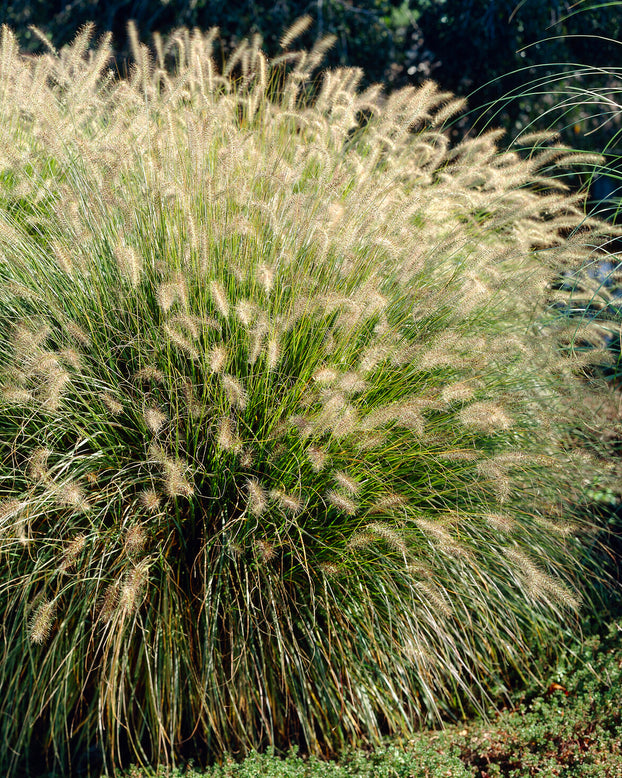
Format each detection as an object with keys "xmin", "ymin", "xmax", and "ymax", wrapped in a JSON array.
[
  {"xmin": 482, "ymin": 512, "xmax": 515, "ymax": 532},
  {"xmin": 253, "ymin": 538, "xmax": 276, "ymax": 562},
  {"xmin": 248, "ymin": 326, "xmax": 266, "ymax": 366},
  {"xmin": 27, "ymin": 448, "xmax": 51, "ymax": 482},
  {"xmin": 51, "ymin": 240, "xmax": 74, "ymax": 275},
  {"xmin": 209, "ymin": 344, "xmax": 228, "ymax": 373},
  {"xmin": 222, "ymin": 374, "xmax": 247, "ymax": 410},
  {"xmin": 327, "ymin": 201, "xmax": 345, "ymax": 225},
  {"xmin": 144, "ymin": 406, "xmax": 167, "ymax": 433},
  {"xmin": 393, "ymin": 404, "xmax": 425, "ymax": 435},
  {"xmin": 460, "ymin": 276, "xmax": 493, "ymax": 313},
  {"xmin": 0, "ymin": 499, "xmax": 24, "ymax": 535},
  {"xmin": 359, "ymin": 344, "xmax": 389, "ymax": 373},
  {"xmin": 59, "ymin": 534, "xmax": 87, "ymax": 572},
  {"xmin": 459, "ymin": 401, "xmax": 513, "ymax": 434},
  {"xmin": 543, "ymin": 580, "xmax": 582, "ymax": 611},
  {"xmin": 347, "ymin": 530, "xmax": 375, "ymax": 550},
  {"xmin": 16, "ymin": 515, "xmax": 31, "ymax": 545},
  {"xmin": 339, "ymin": 372, "xmax": 366, "ymax": 394},
  {"xmin": 29, "ymin": 600, "xmax": 55, "ymax": 645},
  {"xmin": 257, "ymin": 264, "xmax": 274, "ymax": 294},
  {"xmin": 266, "ymin": 338, "xmax": 280, "ymax": 371},
  {"xmin": 235, "ymin": 299, "xmax": 257, "ymax": 327},
  {"xmin": 98, "ymin": 581, "xmax": 121, "ymax": 622},
  {"xmin": 307, "ymin": 446, "xmax": 328, "ymax": 472},
  {"xmin": 536, "ymin": 516, "xmax": 577, "ymax": 537},
  {"xmin": 120, "ymin": 559, "xmax": 150, "ymax": 614},
  {"xmin": 239, "ymin": 448, "xmax": 254, "ymax": 468},
  {"xmin": 313, "ymin": 367, "xmax": 339, "ymax": 384},
  {"xmin": 361, "ymin": 290, "xmax": 387, "ymax": 317},
  {"xmin": 101, "ymin": 392, "xmax": 124, "ymax": 416},
  {"xmin": 157, "ymin": 279, "xmax": 187, "ymax": 312},
  {"xmin": 64, "ymin": 319, "xmax": 91, "ymax": 346},
  {"xmin": 1, "ymin": 387, "xmax": 33, "ymax": 404},
  {"xmin": 140, "ymin": 489, "xmax": 162, "ymax": 512},
  {"xmin": 493, "ymin": 451, "xmax": 548, "ymax": 468},
  {"xmin": 210, "ymin": 281, "xmax": 229, "ymax": 318},
  {"xmin": 280, "ymin": 15, "xmax": 313, "ymax": 49},
  {"xmin": 504, "ymin": 548, "xmax": 541, "ymax": 583},
  {"xmin": 11, "ymin": 320, "xmax": 50, "ymax": 362},
  {"xmin": 31, "ymin": 351, "xmax": 59, "ymax": 375},
  {"xmin": 369, "ymin": 493, "xmax": 408, "ymax": 514},
  {"xmin": 413, "ymin": 581, "xmax": 453, "ymax": 617},
  {"xmin": 162, "ymin": 457, "xmax": 194, "ymax": 499},
  {"xmin": 327, "ymin": 489, "xmax": 357, "ymax": 515},
  {"xmin": 270, "ymin": 489, "xmax": 304, "ymax": 514},
  {"xmin": 333, "ymin": 471, "xmax": 360, "ymax": 495},
  {"xmin": 477, "ymin": 459, "xmax": 512, "ymax": 503},
  {"xmin": 58, "ymin": 348, "xmax": 82, "ymax": 371},
  {"xmin": 180, "ymin": 379, "xmax": 204, "ymax": 419},
  {"xmin": 368, "ymin": 522, "xmax": 407, "ymax": 553},
  {"xmin": 246, "ymin": 478, "xmax": 268, "ymax": 516},
  {"xmin": 504, "ymin": 549, "xmax": 580, "ymax": 610},
  {"xmin": 59, "ymin": 480, "xmax": 89, "ymax": 511},
  {"xmin": 134, "ymin": 367, "xmax": 165, "ymax": 383},
  {"xmin": 441, "ymin": 382, "xmax": 476, "ymax": 404},
  {"xmin": 361, "ymin": 405, "xmax": 393, "ymax": 431},
  {"xmin": 416, "ymin": 333, "xmax": 461, "ymax": 370},
  {"xmin": 217, "ymin": 417, "xmax": 242, "ymax": 453},
  {"xmin": 323, "ymin": 331, "xmax": 336, "ymax": 355},
  {"xmin": 124, "ymin": 525, "xmax": 148, "ymax": 557},
  {"xmin": 163, "ymin": 321, "xmax": 199, "ymax": 360},
  {"xmin": 319, "ymin": 561, "xmax": 341, "ymax": 576},
  {"xmin": 415, "ymin": 519, "xmax": 467, "ymax": 558},
  {"xmin": 39, "ymin": 368, "xmax": 71, "ymax": 411},
  {"xmin": 318, "ymin": 391, "xmax": 346, "ymax": 423},
  {"xmin": 363, "ymin": 401, "xmax": 424, "ymax": 435},
  {"xmin": 172, "ymin": 313, "xmax": 201, "ymax": 340},
  {"xmin": 440, "ymin": 449, "xmax": 480, "ymax": 462},
  {"xmin": 353, "ymin": 430, "xmax": 387, "ymax": 451},
  {"xmin": 115, "ymin": 241, "xmax": 142, "ymax": 287},
  {"xmin": 330, "ymin": 404, "xmax": 359, "ymax": 438}
]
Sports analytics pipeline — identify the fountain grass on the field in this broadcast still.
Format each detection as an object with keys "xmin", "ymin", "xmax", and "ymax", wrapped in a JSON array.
[{"xmin": 0, "ymin": 20, "xmax": 617, "ymax": 776}]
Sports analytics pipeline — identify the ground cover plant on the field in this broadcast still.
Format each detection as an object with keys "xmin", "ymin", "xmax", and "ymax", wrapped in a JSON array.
[{"xmin": 0, "ymin": 19, "xmax": 617, "ymax": 776}]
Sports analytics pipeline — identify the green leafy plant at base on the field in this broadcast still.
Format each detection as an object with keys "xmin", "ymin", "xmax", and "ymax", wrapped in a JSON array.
[{"xmin": 0, "ymin": 20, "xmax": 617, "ymax": 777}]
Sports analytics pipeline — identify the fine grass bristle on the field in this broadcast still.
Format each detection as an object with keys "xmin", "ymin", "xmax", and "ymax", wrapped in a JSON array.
[
  {"xmin": 28, "ymin": 600, "xmax": 55, "ymax": 645},
  {"xmin": 0, "ymin": 19, "xmax": 616, "ymax": 777}
]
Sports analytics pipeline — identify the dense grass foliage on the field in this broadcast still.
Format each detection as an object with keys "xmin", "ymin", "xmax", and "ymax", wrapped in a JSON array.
[
  {"xmin": 0, "ymin": 21, "xmax": 616, "ymax": 776},
  {"xmin": 121, "ymin": 619, "xmax": 622, "ymax": 777}
]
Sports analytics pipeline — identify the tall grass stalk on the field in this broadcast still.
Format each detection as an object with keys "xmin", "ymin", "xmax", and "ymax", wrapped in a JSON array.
[{"xmin": 0, "ymin": 20, "xmax": 616, "ymax": 775}]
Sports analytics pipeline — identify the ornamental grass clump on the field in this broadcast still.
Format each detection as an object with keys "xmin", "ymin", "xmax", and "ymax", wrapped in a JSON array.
[{"xmin": 0, "ymin": 20, "xmax": 614, "ymax": 775}]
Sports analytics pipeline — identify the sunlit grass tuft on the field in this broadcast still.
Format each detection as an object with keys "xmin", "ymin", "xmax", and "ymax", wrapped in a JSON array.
[{"xmin": 0, "ymin": 20, "xmax": 616, "ymax": 776}]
